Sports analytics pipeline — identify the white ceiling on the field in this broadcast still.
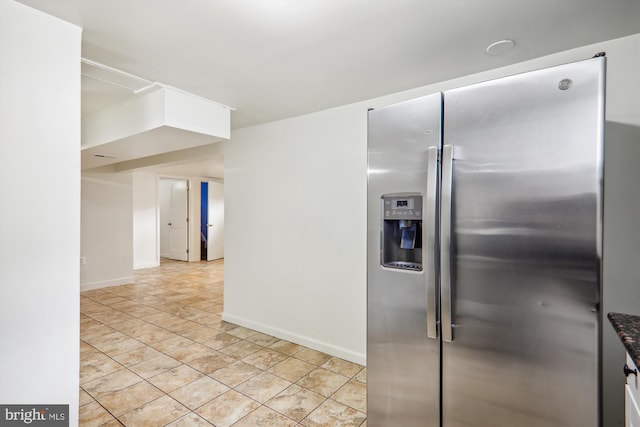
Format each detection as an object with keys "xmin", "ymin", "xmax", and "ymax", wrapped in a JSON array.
[{"xmin": 17, "ymin": 0, "xmax": 640, "ymax": 177}]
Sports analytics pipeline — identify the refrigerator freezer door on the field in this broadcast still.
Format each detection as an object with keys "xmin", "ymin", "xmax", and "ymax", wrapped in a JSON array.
[
  {"xmin": 442, "ymin": 57, "xmax": 605, "ymax": 427},
  {"xmin": 367, "ymin": 93, "xmax": 442, "ymax": 427}
]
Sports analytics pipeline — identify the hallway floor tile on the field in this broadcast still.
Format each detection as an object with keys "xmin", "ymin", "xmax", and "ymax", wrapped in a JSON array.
[{"xmin": 80, "ymin": 259, "xmax": 366, "ymax": 426}]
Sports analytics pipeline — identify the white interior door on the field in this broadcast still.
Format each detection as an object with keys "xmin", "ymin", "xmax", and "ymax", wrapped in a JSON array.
[
  {"xmin": 168, "ymin": 180, "xmax": 189, "ymax": 261},
  {"xmin": 207, "ymin": 181, "xmax": 224, "ymax": 261}
]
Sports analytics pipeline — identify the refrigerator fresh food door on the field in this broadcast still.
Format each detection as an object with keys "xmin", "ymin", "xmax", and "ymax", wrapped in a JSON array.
[
  {"xmin": 367, "ymin": 93, "xmax": 442, "ymax": 427},
  {"xmin": 441, "ymin": 57, "xmax": 605, "ymax": 427}
]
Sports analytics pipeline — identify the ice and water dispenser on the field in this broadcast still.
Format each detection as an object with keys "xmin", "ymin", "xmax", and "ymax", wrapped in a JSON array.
[{"xmin": 381, "ymin": 194, "xmax": 423, "ymax": 271}]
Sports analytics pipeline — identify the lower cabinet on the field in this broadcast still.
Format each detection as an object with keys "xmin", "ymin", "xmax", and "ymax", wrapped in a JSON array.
[{"xmin": 626, "ymin": 354, "xmax": 640, "ymax": 427}]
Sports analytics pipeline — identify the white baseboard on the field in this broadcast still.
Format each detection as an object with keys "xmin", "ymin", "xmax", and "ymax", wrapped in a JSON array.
[
  {"xmin": 134, "ymin": 261, "xmax": 160, "ymax": 270},
  {"xmin": 81, "ymin": 276, "xmax": 134, "ymax": 292},
  {"xmin": 221, "ymin": 312, "xmax": 366, "ymax": 366}
]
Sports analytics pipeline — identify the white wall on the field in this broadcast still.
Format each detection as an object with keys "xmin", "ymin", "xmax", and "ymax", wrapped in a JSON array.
[
  {"xmin": 81, "ymin": 174, "xmax": 133, "ymax": 291},
  {"xmin": 225, "ymin": 104, "xmax": 368, "ymax": 363},
  {"xmin": 224, "ymin": 33, "xmax": 640, "ymax": 424},
  {"xmin": 133, "ymin": 171, "xmax": 159, "ymax": 269},
  {"xmin": 0, "ymin": 1, "xmax": 81, "ymax": 424},
  {"xmin": 601, "ymin": 35, "xmax": 640, "ymax": 426}
]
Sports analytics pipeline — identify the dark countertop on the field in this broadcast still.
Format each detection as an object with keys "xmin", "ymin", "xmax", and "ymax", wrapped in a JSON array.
[{"xmin": 608, "ymin": 312, "xmax": 640, "ymax": 368}]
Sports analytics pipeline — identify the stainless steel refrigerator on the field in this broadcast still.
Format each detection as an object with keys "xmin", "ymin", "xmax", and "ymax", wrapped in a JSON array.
[{"xmin": 367, "ymin": 56, "xmax": 605, "ymax": 427}]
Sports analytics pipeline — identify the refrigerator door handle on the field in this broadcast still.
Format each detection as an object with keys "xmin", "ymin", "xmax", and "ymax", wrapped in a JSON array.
[
  {"xmin": 441, "ymin": 144, "xmax": 454, "ymax": 342},
  {"xmin": 426, "ymin": 146, "xmax": 439, "ymax": 339}
]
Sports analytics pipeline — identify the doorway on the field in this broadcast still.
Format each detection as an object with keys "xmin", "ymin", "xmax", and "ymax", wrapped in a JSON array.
[
  {"xmin": 159, "ymin": 178, "xmax": 189, "ymax": 261},
  {"xmin": 200, "ymin": 181, "xmax": 224, "ymax": 261}
]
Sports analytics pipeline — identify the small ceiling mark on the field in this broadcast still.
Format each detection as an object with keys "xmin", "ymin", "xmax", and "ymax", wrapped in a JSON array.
[{"xmin": 486, "ymin": 39, "xmax": 516, "ymax": 56}]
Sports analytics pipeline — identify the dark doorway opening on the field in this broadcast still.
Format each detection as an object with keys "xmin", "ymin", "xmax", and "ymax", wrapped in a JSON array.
[{"xmin": 200, "ymin": 182, "xmax": 208, "ymax": 260}]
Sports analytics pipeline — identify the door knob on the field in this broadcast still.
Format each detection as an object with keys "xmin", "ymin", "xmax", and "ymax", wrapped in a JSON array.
[
  {"xmin": 168, "ymin": 222, "xmax": 172, "ymax": 226},
  {"xmin": 624, "ymin": 364, "xmax": 637, "ymax": 377}
]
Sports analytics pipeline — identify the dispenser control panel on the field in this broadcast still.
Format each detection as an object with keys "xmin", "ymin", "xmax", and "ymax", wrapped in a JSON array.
[
  {"xmin": 381, "ymin": 193, "xmax": 423, "ymax": 271},
  {"xmin": 383, "ymin": 195, "xmax": 422, "ymax": 220}
]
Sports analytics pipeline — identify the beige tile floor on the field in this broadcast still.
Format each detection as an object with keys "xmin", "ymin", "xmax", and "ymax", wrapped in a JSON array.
[{"xmin": 80, "ymin": 259, "xmax": 367, "ymax": 426}]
